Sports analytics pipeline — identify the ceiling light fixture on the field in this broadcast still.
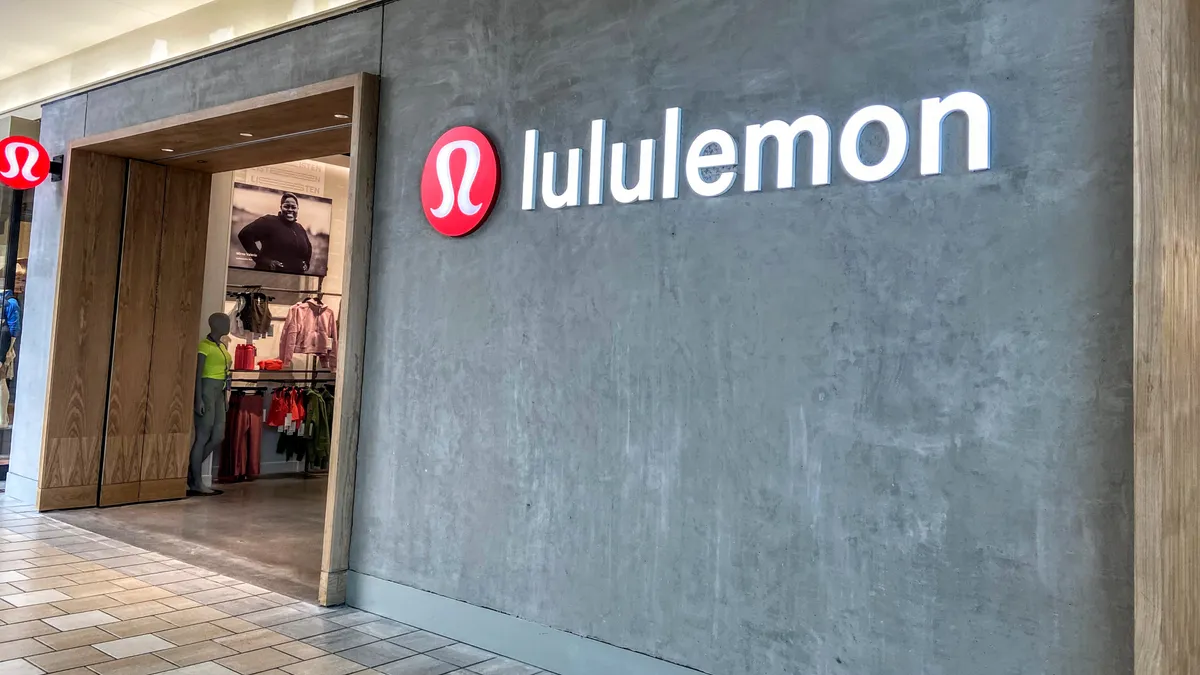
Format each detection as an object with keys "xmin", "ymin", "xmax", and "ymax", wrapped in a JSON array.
[
  {"xmin": 161, "ymin": 148, "xmax": 174, "ymax": 152},
  {"xmin": 334, "ymin": 114, "xmax": 350, "ymax": 119},
  {"xmin": 240, "ymin": 132, "xmax": 253, "ymax": 137}
]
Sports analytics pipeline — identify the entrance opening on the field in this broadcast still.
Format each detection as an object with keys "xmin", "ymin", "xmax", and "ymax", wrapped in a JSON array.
[{"xmin": 34, "ymin": 74, "xmax": 377, "ymax": 605}]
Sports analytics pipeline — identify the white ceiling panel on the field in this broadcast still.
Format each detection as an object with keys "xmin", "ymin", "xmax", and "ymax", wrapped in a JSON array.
[{"xmin": 1, "ymin": 0, "xmax": 216, "ymax": 80}]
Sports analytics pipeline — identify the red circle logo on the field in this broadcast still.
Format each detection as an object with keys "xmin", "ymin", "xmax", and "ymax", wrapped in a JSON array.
[
  {"xmin": 421, "ymin": 126, "xmax": 500, "ymax": 237},
  {"xmin": 0, "ymin": 136, "xmax": 50, "ymax": 190}
]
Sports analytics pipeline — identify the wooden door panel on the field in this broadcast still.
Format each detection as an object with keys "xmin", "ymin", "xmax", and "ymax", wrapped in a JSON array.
[
  {"xmin": 139, "ymin": 167, "xmax": 210, "ymax": 501},
  {"xmin": 99, "ymin": 161, "xmax": 166, "ymax": 506},
  {"xmin": 37, "ymin": 150, "xmax": 128, "ymax": 510}
]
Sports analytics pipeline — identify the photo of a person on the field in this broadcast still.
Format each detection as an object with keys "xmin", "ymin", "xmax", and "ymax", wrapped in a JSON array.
[{"xmin": 229, "ymin": 184, "xmax": 332, "ymax": 276}]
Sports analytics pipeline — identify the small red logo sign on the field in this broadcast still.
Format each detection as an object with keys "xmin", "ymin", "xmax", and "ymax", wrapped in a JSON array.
[
  {"xmin": 421, "ymin": 126, "xmax": 500, "ymax": 237},
  {"xmin": 0, "ymin": 136, "xmax": 50, "ymax": 190}
]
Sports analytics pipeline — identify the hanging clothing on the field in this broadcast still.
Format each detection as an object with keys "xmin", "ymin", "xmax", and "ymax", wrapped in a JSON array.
[
  {"xmin": 279, "ymin": 299, "xmax": 338, "ymax": 369},
  {"xmin": 219, "ymin": 391, "xmax": 263, "ymax": 483},
  {"xmin": 230, "ymin": 292, "xmax": 273, "ymax": 338},
  {"xmin": 305, "ymin": 387, "xmax": 334, "ymax": 469}
]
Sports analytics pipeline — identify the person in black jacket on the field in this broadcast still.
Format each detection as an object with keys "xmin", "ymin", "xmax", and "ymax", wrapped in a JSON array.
[{"xmin": 237, "ymin": 192, "xmax": 313, "ymax": 274}]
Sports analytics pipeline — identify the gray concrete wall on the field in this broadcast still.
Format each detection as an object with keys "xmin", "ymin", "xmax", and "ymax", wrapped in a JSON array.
[
  {"xmin": 7, "ymin": 6, "xmax": 383, "ymax": 499},
  {"xmin": 349, "ymin": 0, "xmax": 1134, "ymax": 674}
]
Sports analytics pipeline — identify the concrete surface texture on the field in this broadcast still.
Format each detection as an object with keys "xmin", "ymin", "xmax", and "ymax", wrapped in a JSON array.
[
  {"xmin": 353, "ymin": 0, "xmax": 1133, "ymax": 674},
  {"xmin": 6, "ymin": 0, "xmax": 1135, "ymax": 674},
  {"xmin": 53, "ymin": 478, "xmax": 328, "ymax": 602}
]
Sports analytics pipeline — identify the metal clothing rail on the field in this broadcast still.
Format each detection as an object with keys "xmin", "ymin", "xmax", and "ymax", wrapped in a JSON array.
[{"xmin": 226, "ymin": 284, "xmax": 342, "ymax": 297}]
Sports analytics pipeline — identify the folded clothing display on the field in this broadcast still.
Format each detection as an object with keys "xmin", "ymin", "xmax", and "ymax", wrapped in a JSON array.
[{"xmin": 257, "ymin": 359, "xmax": 284, "ymax": 371}]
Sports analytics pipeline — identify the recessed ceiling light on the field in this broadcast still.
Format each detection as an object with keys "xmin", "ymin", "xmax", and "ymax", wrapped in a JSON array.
[
  {"xmin": 240, "ymin": 132, "xmax": 253, "ymax": 137},
  {"xmin": 161, "ymin": 148, "xmax": 174, "ymax": 152},
  {"xmin": 334, "ymin": 114, "xmax": 350, "ymax": 119}
]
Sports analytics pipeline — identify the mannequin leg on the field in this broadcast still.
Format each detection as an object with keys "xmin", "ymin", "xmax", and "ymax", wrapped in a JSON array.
[{"xmin": 189, "ymin": 380, "xmax": 223, "ymax": 492}]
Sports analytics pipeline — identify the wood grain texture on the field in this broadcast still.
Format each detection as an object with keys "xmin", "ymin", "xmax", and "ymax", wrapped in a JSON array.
[
  {"xmin": 36, "ymin": 150, "xmax": 128, "ymax": 509},
  {"xmin": 1135, "ymin": 0, "xmax": 1198, "ymax": 672},
  {"xmin": 137, "ymin": 478, "xmax": 186, "ymax": 503},
  {"xmin": 320, "ymin": 73, "xmax": 379, "ymax": 607},
  {"xmin": 100, "ymin": 162, "xmax": 167, "ymax": 504},
  {"xmin": 139, "ymin": 168, "xmax": 210, "ymax": 492},
  {"xmin": 156, "ymin": 126, "xmax": 352, "ymax": 175},
  {"xmin": 99, "ymin": 482, "xmax": 141, "ymax": 508},
  {"xmin": 38, "ymin": 485, "xmax": 103, "ymax": 511}
]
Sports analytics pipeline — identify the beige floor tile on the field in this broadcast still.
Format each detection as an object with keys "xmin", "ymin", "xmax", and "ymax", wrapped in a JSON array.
[
  {"xmin": 215, "ymin": 629, "xmax": 290, "ymax": 654},
  {"xmin": 211, "ymin": 618, "xmax": 258, "ymax": 635},
  {"xmin": 159, "ymin": 608, "xmax": 228, "ymax": 628},
  {"xmin": 60, "ymin": 582, "xmax": 125, "ymax": 600},
  {"xmin": 26, "ymin": 646, "xmax": 111, "ymax": 672},
  {"xmin": 105, "ymin": 603, "xmax": 173, "ymax": 622},
  {"xmin": 155, "ymin": 640, "xmax": 238, "ymax": 667},
  {"xmin": 185, "ymin": 589, "xmax": 251, "ymax": 606},
  {"xmin": 217, "ymin": 648, "xmax": 298, "ymax": 675},
  {"xmin": 155, "ymin": 623, "xmax": 233, "ymax": 647},
  {"xmin": 93, "ymin": 634, "xmax": 175, "ymax": 659},
  {"xmin": 239, "ymin": 608, "xmax": 307, "ymax": 629},
  {"xmin": 0, "ymin": 598, "xmax": 13, "ymax": 610},
  {"xmin": 62, "ymin": 571, "xmax": 124, "ymax": 585},
  {"xmin": 0, "ymin": 562, "xmax": 36, "ymax": 574},
  {"xmin": 159, "ymin": 580, "xmax": 223, "ymax": 596},
  {"xmin": 272, "ymin": 643, "xmax": 325, "ymax": 661},
  {"xmin": 209, "ymin": 599, "xmax": 279, "ymax": 618},
  {"xmin": 86, "ymin": 654, "xmax": 173, "ymax": 675},
  {"xmin": 48, "ymin": 597, "xmax": 122, "ymax": 615},
  {"xmin": 43, "ymin": 610, "xmax": 119, "ymax": 632},
  {"xmin": 18, "ymin": 568, "xmax": 79, "ymax": 581},
  {"xmin": 4, "ymin": 591, "xmax": 71, "ymax": 608},
  {"xmin": 0, "ymin": 620, "xmax": 57, "ymax": 643},
  {"xmin": 0, "ymin": 604, "xmax": 65, "ymax": 624},
  {"xmin": 158, "ymin": 597, "xmax": 200, "ymax": 611},
  {"xmin": 109, "ymin": 580, "xmax": 148, "ymax": 591},
  {"xmin": 99, "ymin": 617, "xmax": 174, "ymax": 639},
  {"xmin": 280, "ymin": 654, "xmax": 361, "ymax": 675},
  {"xmin": 97, "ymin": 559, "xmax": 158, "ymax": 572},
  {"xmin": 0, "ymin": 582, "xmax": 24, "ymax": 596},
  {"xmin": 0, "ymin": 572, "xmax": 29, "ymax": 584},
  {"xmin": 107, "ymin": 589, "xmax": 174, "ymax": 606},
  {"xmin": 29, "ymin": 557, "xmax": 84, "ymax": 568},
  {"xmin": 64, "ymin": 564, "xmax": 106, "ymax": 574},
  {"xmin": 110, "ymin": 565, "xmax": 174, "ymax": 579},
  {"xmin": 231, "ymin": 585, "xmax": 269, "ymax": 597},
  {"xmin": 0, "ymin": 637, "xmax": 52, "ymax": 659},
  {"xmin": 204, "ymin": 578, "xmax": 239, "ymax": 588},
  {"xmin": 10, "ymin": 578, "xmax": 77, "ymax": 593},
  {"xmin": 168, "ymin": 662, "xmax": 239, "ymax": 675},
  {"xmin": 34, "ymin": 627, "xmax": 114, "ymax": 651},
  {"xmin": 0, "ymin": 658, "xmax": 43, "ymax": 675},
  {"xmin": 133, "ymin": 572, "xmax": 197, "ymax": 587}
]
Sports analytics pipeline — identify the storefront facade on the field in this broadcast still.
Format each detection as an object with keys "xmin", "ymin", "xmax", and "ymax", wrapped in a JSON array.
[{"xmin": 3, "ymin": 0, "xmax": 1162, "ymax": 674}]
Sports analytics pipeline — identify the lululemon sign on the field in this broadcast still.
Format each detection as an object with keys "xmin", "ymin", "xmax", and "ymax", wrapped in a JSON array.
[
  {"xmin": 0, "ymin": 136, "xmax": 50, "ymax": 190},
  {"xmin": 421, "ymin": 126, "xmax": 501, "ymax": 237}
]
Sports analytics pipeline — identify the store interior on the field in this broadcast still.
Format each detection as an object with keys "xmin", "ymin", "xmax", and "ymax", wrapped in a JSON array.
[{"xmin": 56, "ymin": 154, "xmax": 352, "ymax": 600}]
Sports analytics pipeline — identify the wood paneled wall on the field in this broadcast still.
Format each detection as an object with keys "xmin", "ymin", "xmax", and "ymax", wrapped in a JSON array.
[
  {"xmin": 37, "ymin": 150, "xmax": 128, "ymax": 510},
  {"xmin": 1135, "ymin": 0, "xmax": 1200, "ymax": 672}
]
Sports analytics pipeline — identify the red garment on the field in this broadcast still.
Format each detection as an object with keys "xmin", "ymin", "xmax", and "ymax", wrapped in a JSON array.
[
  {"xmin": 258, "ymin": 359, "xmax": 284, "ymax": 371},
  {"xmin": 219, "ymin": 392, "xmax": 262, "ymax": 482},
  {"xmin": 234, "ymin": 344, "xmax": 257, "ymax": 370},
  {"xmin": 266, "ymin": 389, "xmax": 289, "ymax": 427}
]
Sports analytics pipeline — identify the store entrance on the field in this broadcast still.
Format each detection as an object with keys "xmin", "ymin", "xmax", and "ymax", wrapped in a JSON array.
[{"xmin": 34, "ymin": 75, "xmax": 377, "ymax": 605}]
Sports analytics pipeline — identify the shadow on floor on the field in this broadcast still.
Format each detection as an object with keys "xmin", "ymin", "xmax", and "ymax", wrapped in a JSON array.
[{"xmin": 55, "ymin": 475, "xmax": 326, "ymax": 601}]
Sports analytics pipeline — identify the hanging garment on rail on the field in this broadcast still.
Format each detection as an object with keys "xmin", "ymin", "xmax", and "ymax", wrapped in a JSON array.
[
  {"xmin": 229, "ymin": 293, "xmax": 272, "ymax": 340},
  {"xmin": 219, "ymin": 391, "xmax": 263, "ymax": 483},
  {"xmin": 279, "ymin": 298, "xmax": 338, "ymax": 370},
  {"xmin": 305, "ymin": 387, "xmax": 334, "ymax": 469}
]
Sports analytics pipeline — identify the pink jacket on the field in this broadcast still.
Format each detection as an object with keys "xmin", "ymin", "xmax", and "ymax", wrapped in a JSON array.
[{"xmin": 279, "ymin": 299, "xmax": 338, "ymax": 370}]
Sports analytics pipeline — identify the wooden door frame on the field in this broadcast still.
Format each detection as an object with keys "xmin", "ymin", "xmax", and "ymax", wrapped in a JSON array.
[{"xmin": 39, "ymin": 73, "xmax": 379, "ymax": 606}]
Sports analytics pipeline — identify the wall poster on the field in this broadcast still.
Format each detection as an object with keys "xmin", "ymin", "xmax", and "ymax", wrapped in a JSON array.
[{"xmin": 229, "ymin": 183, "xmax": 333, "ymax": 277}]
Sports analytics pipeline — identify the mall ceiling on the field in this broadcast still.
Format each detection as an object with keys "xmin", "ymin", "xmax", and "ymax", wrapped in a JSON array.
[{"xmin": 2, "ymin": 0, "xmax": 215, "ymax": 80}]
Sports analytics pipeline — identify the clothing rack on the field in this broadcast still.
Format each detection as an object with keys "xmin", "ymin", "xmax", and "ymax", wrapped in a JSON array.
[{"xmin": 226, "ymin": 284, "xmax": 342, "ymax": 297}]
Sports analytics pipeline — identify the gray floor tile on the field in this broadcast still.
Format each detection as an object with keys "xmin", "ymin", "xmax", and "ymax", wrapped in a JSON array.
[
  {"xmin": 272, "ymin": 619, "xmax": 343, "ymax": 641},
  {"xmin": 302, "ymin": 628, "xmax": 378, "ymax": 653},
  {"xmin": 426, "ymin": 645, "xmax": 495, "ymax": 668},
  {"xmin": 466, "ymin": 657, "xmax": 541, "ymax": 675},
  {"xmin": 376, "ymin": 655, "xmax": 458, "ymax": 675},
  {"xmin": 338, "ymin": 641, "xmax": 416, "ymax": 668},
  {"xmin": 354, "ymin": 621, "xmax": 416, "ymax": 640},
  {"xmin": 240, "ymin": 608, "xmax": 309, "ymax": 628},
  {"xmin": 279, "ymin": 654, "xmax": 361, "ymax": 675},
  {"xmin": 388, "ymin": 632, "xmax": 455, "ymax": 654}
]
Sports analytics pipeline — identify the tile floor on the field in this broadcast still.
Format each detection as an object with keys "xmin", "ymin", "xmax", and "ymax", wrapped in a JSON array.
[{"xmin": 0, "ymin": 498, "xmax": 551, "ymax": 675}]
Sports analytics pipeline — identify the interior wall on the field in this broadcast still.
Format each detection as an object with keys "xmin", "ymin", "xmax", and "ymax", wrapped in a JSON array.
[
  {"xmin": 8, "ymin": 5, "xmax": 382, "ymax": 502},
  {"xmin": 350, "ymin": 1, "xmax": 1133, "ymax": 675}
]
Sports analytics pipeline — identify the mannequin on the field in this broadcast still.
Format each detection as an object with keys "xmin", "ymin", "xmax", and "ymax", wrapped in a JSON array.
[{"xmin": 189, "ymin": 313, "xmax": 232, "ymax": 496}]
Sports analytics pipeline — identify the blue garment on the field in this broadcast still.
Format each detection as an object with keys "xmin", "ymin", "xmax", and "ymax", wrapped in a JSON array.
[{"xmin": 3, "ymin": 293, "xmax": 20, "ymax": 339}]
